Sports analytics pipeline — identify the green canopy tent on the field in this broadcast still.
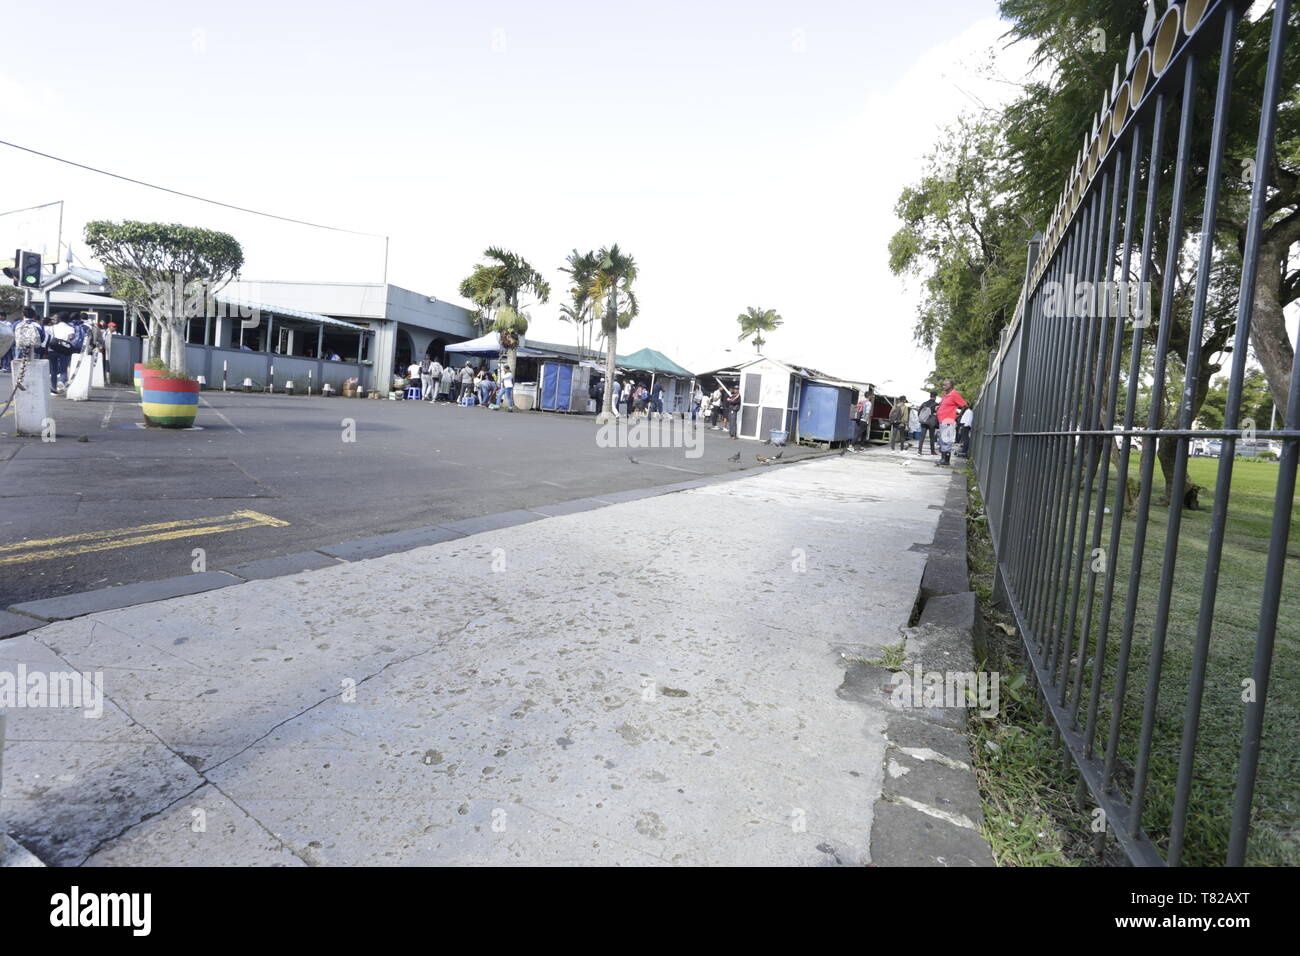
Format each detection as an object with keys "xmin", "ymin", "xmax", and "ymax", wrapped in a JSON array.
[{"xmin": 615, "ymin": 347, "xmax": 695, "ymax": 416}]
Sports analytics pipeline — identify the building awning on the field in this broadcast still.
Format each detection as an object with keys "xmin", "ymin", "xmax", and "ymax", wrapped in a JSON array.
[{"xmin": 215, "ymin": 296, "xmax": 368, "ymax": 332}]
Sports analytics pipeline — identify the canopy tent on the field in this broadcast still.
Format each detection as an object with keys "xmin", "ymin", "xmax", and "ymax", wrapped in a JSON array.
[
  {"xmin": 615, "ymin": 347, "xmax": 694, "ymax": 378},
  {"xmin": 444, "ymin": 331, "xmax": 562, "ymax": 359}
]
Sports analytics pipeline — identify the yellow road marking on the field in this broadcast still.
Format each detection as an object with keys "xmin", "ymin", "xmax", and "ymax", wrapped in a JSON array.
[{"xmin": 0, "ymin": 509, "xmax": 288, "ymax": 566}]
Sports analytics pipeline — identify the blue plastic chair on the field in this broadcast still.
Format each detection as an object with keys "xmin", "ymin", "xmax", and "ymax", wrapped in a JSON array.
[{"xmin": 406, "ymin": 386, "xmax": 422, "ymax": 401}]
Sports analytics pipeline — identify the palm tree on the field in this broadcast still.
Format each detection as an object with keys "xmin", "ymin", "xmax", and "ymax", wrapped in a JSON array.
[
  {"xmin": 458, "ymin": 246, "xmax": 550, "ymax": 368},
  {"xmin": 560, "ymin": 249, "xmax": 599, "ymax": 359},
  {"xmin": 737, "ymin": 306, "xmax": 783, "ymax": 352},
  {"xmin": 586, "ymin": 244, "xmax": 638, "ymax": 423}
]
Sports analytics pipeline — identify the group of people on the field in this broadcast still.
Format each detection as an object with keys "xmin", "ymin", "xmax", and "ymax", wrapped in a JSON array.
[
  {"xmin": 885, "ymin": 379, "xmax": 972, "ymax": 466},
  {"xmin": 404, "ymin": 356, "xmax": 515, "ymax": 410},
  {"xmin": 698, "ymin": 384, "xmax": 742, "ymax": 438},
  {"xmin": 0, "ymin": 306, "xmax": 109, "ymax": 393}
]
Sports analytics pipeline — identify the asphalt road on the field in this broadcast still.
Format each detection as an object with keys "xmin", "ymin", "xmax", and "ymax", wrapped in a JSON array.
[{"xmin": 0, "ymin": 380, "xmax": 829, "ymax": 606}]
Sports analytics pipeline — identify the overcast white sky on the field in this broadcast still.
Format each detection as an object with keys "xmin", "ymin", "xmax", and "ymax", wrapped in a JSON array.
[{"xmin": 0, "ymin": 0, "xmax": 1034, "ymax": 390}]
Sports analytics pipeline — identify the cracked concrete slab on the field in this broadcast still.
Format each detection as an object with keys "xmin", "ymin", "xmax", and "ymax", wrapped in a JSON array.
[{"xmin": 3, "ymin": 454, "xmax": 960, "ymax": 865}]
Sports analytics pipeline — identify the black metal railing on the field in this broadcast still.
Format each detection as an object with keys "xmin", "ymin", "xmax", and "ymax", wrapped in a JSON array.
[{"xmin": 973, "ymin": 0, "xmax": 1296, "ymax": 866}]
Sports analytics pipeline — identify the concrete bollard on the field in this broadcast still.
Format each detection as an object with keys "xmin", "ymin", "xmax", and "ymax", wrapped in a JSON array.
[
  {"xmin": 285, "ymin": 381, "xmax": 295, "ymax": 396},
  {"xmin": 196, "ymin": 375, "xmax": 207, "ymax": 390},
  {"xmin": 242, "ymin": 378, "xmax": 253, "ymax": 392},
  {"xmin": 14, "ymin": 359, "xmax": 52, "ymax": 437}
]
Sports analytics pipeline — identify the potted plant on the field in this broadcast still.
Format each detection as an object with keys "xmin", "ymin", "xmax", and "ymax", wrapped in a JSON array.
[{"xmin": 139, "ymin": 359, "xmax": 199, "ymax": 428}]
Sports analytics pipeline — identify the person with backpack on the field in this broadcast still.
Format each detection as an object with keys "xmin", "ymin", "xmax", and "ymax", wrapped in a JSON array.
[
  {"xmin": 889, "ymin": 395, "xmax": 911, "ymax": 450},
  {"xmin": 427, "ymin": 357, "xmax": 443, "ymax": 401},
  {"xmin": 419, "ymin": 355, "xmax": 436, "ymax": 401},
  {"xmin": 916, "ymin": 391, "xmax": 939, "ymax": 456},
  {"xmin": 46, "ymin": 312, "xmax": 76, "ymax": 393}
]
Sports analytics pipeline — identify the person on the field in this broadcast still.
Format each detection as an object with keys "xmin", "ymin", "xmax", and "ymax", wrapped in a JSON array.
[
  {"xmin": 620, "ymin": 380, "xmax": 633, "ymax": 418},
  {"xmin": 47, "ymin": 312, "xmax": 76, "ymax": 392},
  {"xmin": 908, "ymin": 402, "xmax": 921, "ymax": 447},
  {"xmin": 459, "ymin": 363, "xmax": 474, "ymax": 404},
  {"xmin": 477, "ymin": 369, "xmax": 493, "ymax": 407},
  {"xmin": 0, "ymin": 311, "xmax": 13, "ymax": 372},
  {"xmin": 935, "ymin": 378, "xmax": 967, "ymax": 467},
  {"xmin": 440, "ymin": 361, "xmax": 455, "ymax": 402},
  {"xmin": 889, "ymin": 395, "xmax": 911, "ymax": 451},
  {"xmin": 590, "ymin": 376, "xmax": 604, "ymax": 413},
  {"xmin": 691, "ymin": 384, "xmax": 703, "ymax": 422},
  {"xmin": 419, "ymin": 356, "xmax": 435, "ymax": 400},
  {"xmin": 916, "ymin": 392, "xmax": 939, "ymax": 456},
  {"xmin": 709, "ymin": 387, "xmax": 723, "ymax": 428},
  {"xmin": 959, "ymin": 403, "xmax": 975, "ymax": 457},
  {"xmin": 853, "ymin": 392, "xmax": 873, "ymax": 449},
  {"xmin": 651, "ymin": 381, "xmax": 664, "ymax": 418},
  {"xmin": 427, "ymin": 357, "xmax": 443, "ymax": 402},
  {"xmin": 726, "ymin": 387, "xmax": 741, "ymax": 439},
  {"xmin": 500, "ymin": 364, "xmax": 514, "ymax": 411},
  {"xmin": 633, "ymin": 384, "xmax": 647, "ymax": 419}
]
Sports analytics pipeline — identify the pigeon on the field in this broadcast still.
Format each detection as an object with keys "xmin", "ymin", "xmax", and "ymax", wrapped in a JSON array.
[
  {"xmin": 628, "ymin": 455, "xmax": 639, "ymax": 464},
  {"xmin": 839, "ymin": 448, "xmax": 848, "ymax": 456},
  {"xmin": 728, "ymin": 451, "xmax": 741, "ymax": 462},
  {"xmin": 774, "ymin": 450, "xmax": 783, "ymax": 459}
]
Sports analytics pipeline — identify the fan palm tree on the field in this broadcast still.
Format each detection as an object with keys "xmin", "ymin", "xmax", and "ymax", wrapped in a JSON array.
[
  {"xmin": 586, "ymin": 244, "xmax": 638, "ymax": 422},
  {"xmin": 737, "ymin": 306, "xmax": 783, "ymax": 352}
]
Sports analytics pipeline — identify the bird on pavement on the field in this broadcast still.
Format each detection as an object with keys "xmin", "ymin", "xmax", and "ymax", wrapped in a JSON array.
[
  {"xmin": 728, "ymin": 451, "xmax": 741, "ymax": 462},
  {"xmin": 774, "ymin": 450, "xmax": 783, "ymax": 459},
  {"xmin": 628, "ymin": 455, "xmax": 639, "ymax": 464},
  {"xmin": 839, "ymin": 448, "xmax": 847, "ymax": 456},
  {"xmin": 757, "ymin": 455, "xmax": 770, "ymax": 463}
]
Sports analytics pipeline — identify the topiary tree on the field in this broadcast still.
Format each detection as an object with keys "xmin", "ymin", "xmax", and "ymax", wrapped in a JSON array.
[{"xmin": 84, "ymin": 220, "xmax": 243, "ymax": 374}]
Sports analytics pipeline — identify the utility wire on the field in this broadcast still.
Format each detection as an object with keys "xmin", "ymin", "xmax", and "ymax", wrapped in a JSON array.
[{"xmin": 0, "ymin": 138, "xmax": 385, "ymax": 239}]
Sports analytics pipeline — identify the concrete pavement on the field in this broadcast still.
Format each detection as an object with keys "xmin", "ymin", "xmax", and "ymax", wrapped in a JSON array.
[{"xmin": 0, "ymin": 451, "xmax": 989, "ymax": 866}]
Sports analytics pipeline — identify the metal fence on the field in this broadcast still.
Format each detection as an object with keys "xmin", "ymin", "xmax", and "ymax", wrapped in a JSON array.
[{"xmin": 972, "ymin": 0, "xmax": 1296, "ymax": 865}]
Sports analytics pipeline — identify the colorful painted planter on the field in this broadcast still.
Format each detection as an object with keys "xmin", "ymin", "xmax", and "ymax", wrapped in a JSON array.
[
  {"xmin": 133, "ymin": 363, "xmax": 145, "ymax": 393},
  {"xmin": 140, "ymin": 369, "xmax": 199, "ymax": 428}
]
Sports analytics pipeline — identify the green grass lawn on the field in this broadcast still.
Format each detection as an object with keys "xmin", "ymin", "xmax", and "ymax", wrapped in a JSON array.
[
  {"xmin": 970, "ymin": 454, "xmax": 1298, "ymax": 866},
  {"xmin": 1088, "ymin": 456, "xmax": 1299, "ymax": 865}
]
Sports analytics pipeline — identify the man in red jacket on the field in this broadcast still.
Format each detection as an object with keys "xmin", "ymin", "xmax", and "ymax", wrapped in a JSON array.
[{"xmin": 935, "ymin": 378, "xmax": 966, "ymax": 467}]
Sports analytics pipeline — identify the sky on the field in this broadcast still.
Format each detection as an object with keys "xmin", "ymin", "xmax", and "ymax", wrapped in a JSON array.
[{"xmin": 0, "ymin": 0, "xmax": 1034, "ymax": 390}]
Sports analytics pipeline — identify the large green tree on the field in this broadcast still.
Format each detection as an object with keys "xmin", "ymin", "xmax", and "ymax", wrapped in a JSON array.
[
  {"xmin": 458, "ymin": 246, "xmax": 551, "ymax": 341},
  {"xmin": 84, "ymin": 220, "xmax": 243, "ymax": 374},
  {"xmin": 889, "ymin": 114, "xmax": 1029, "ymax": 398}
]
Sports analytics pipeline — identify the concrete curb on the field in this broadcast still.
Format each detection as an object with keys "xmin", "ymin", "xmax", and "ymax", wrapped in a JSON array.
[
  {"xmin": 868, "ymin": 464, "xmax": 995, "ymax": 866},
  {"xmin": 0, "ymin": 452, "xmax": 831, "ymax": 639}
]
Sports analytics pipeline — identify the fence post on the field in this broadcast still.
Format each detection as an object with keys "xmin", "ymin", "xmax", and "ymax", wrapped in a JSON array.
[{"xmin": 991, "ymin": 233, "xmax": 1041, "ymax": 607}]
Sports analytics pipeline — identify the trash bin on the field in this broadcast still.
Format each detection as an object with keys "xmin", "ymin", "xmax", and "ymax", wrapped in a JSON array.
[
  {"xmin": 770, "ymin": 429, "xmax": 788, "ymax": 446},
  {"xmin": 514, "ymin": 382, "xmax": 537, "ymax": 411}
]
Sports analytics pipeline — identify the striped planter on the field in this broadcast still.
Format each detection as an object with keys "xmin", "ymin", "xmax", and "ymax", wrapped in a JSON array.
[
  {"xmin": 140, "ymin": 369, "xmax": 199, "ymax": 428},
  {"xmin": 133, "ymin": 363, "xmax": 145, "ymax": 393}
]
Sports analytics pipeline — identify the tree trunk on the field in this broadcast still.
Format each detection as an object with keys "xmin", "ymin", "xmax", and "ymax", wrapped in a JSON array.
[
  {"xmin": 1250, "ymin": 237, "xmax": 1295, "ymax": 415},
  {"xmin": 598, "ymin": 287, "xmax": 619, "ymax": 423},
  {"xmin": 169, "ymin": 319, "xmax": 187, "ymax": 375}
]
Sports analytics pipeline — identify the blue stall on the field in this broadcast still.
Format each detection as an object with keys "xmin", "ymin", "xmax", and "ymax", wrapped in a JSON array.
[
  {"xmin": 538, "ymin": 359, "xmax": 593, "ymax": 412},
  {"xmin": 797, "ymin": 379, "xmax": 857, "ymax": 443}
]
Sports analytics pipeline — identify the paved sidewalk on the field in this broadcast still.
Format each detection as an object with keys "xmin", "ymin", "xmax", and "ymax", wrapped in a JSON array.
[{"xmin": 1, "ymin": 452, "xmax": 965, "ymax": 866}]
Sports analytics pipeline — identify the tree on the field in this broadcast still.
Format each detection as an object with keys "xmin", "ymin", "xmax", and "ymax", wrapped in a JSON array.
[
  {"xmin": 998, "ymin": 0, "xmax": 1300, "ymax": 434},
  {"xmin": 584, "ymin": 244, "xmax": 639, "ymax": 423},
  {"xmin": 889, "ymin": 114, "xmax": 1029, "ymax": 398},
  {"xmin": 559, "ymin": 249, "xmax": 600, "ymax": 359},
  {"xmin": 458, "ymin": 246, "xmax": 551, "ymax": 357},
  {"xmin": 737, "ymin": 306, "xmax": 783, "ymax": 352},
  {"xmin": 84, "ymin": 221, "xmax": 243, "ymax": 374},
  {"xmin": 492, "ymin": 306, "xmax": 529, "ymax": 376}
]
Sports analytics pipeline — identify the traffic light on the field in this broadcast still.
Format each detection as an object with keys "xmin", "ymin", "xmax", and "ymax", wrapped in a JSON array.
[
  {"xmin": 19, "ymin": 250, "xmax": 42, "ymax": 288},
  {"xmin": 3, "ymin": 250, "xmax": 17, "ymax": 286}
]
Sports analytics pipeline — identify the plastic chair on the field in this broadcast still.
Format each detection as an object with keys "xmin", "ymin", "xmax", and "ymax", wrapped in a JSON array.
[{"xmin": 406, "ymin": 386, "xmax": 422, "ymax": 400}]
